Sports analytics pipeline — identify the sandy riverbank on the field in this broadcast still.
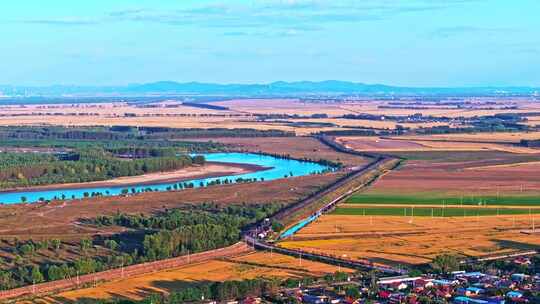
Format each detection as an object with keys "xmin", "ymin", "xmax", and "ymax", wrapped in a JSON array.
[{"xmin": 0, "ymin": 162, "xmax": 270, "ymax": 193}]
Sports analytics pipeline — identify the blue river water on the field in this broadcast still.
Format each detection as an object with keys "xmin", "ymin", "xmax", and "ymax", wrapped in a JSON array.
[{"xmin": 0, "ymin": 153, "xmax": 330, "ymax": 205}]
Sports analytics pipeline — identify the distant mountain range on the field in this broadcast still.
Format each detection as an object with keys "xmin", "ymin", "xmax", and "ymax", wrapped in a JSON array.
[{"xmin": 0, "ymin": 81, "xmax": 539, "ymax": 98}]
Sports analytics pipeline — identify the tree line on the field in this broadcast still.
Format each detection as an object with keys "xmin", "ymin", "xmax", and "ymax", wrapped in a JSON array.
[
  {"xmin": 0, "ymin": 149, "xmax": 203, "ymax": 189},
  {"xmin": 0, "ymin": 125, "xmax": 294, "ymax": 141}
]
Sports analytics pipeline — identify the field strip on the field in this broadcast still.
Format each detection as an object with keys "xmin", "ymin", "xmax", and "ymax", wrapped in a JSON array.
[
  {"xmin": 381, "ymin": 136, "xmax": 514, "ymax": 145},
  {"xmin": 339, "ymin": 203, "xmax": 540, "ymax": 209},
  {"xmin": 464, "ymin": 160, "xmax": 540, "ymax": 170}
]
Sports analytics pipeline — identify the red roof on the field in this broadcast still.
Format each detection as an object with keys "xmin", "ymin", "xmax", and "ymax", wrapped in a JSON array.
[{"xmin": 379, "ymin": 290, "xmax": 392, "ymax": 298}]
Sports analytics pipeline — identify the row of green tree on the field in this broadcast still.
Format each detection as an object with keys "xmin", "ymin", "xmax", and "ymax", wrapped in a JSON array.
[
  {"xmin": 95, "ymin": 203, "xmax": 283, "ymax": 261},
  {"xmin": 0, "ymin": 149, "xmax": 203, "ymax": 189},
  {"xmin": 0, "ymin": 125, "xmax": 294, "ymax": 142}
]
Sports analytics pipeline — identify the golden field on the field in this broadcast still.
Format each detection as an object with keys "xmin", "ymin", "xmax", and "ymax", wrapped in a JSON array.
[
  {"xmin": 279, "ymin": 214, "xmax": 540, "ymax": 266},
  {"xmin": 40, "ymin": 251, "xmax": 351, "ymax": 302}
]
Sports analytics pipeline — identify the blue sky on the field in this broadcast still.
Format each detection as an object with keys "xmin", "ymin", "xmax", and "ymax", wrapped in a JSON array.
[{"xmin": 1, "ymin": 0, "xmax": 539, "ymax": 86}]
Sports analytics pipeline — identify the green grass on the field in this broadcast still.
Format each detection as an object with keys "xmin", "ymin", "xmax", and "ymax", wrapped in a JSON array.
[
  {"xmin": 346, "ymin": 193, "xmax": 540, "ymax": 207},
  {"xmin": 333, "ymin": 206, "xmax": 540, "ymax": 217}
]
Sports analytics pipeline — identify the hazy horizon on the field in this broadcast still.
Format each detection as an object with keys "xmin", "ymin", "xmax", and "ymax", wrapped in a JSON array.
[{"xmin": 1, "ymin": 80, "xmax": 540, "ymax": 89}]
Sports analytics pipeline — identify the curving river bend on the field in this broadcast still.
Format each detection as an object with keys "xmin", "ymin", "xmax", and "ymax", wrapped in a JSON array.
[{"xmin": 0, "ymin": 153, "xmax": 331, "ymax": 204}]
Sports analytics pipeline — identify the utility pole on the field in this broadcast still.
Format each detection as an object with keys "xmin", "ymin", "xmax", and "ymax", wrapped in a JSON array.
[{"xmin": 442, "ymin": 200, "xmax": 445, "ymax": 217}]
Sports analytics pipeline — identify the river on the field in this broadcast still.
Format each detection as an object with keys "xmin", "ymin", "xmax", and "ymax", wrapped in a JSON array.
[{"xmin": 0, "ymin": 152, "xmax": 331, "ymax": 204}]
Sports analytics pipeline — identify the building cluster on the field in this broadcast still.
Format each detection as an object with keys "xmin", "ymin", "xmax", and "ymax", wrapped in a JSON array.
[
  {"xmin": 197, "ymin": 256, "xmax": 539, "ymax": 304},
  {"xmin": 376, "ymin": 269, "xmax": 539, "ymax": 304},
  {"xmin": 276, "ymin": 270, "xmax": 540, "ymax": 304}
]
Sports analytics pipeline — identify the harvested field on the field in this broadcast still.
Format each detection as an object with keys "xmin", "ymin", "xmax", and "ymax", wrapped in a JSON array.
[
  {"xmin": 0, "ymin": 102, "xmax": 236, "ymax": 116},
  {"xmin": 395, "ymin": 132, "xmax": 540, "ymax": 144},
  {"xmin": 45, "ymin": 251, "xmax": 350, "ymax": 302},
  {"xmin": 360, "ymin": 158, "xmax": 540, "ymax": 197},
  {"xmin": 0, "ymin": 100, "xmax": 354, "ymax": 135},
  {"xmin": 336, "ymin": 136, "xmax": 540, "ymax": 153},
  {"xmin": 2, "ymin": 99, "xmax": 540, "ymax": 136},
  {"xmin": 279, "ymin": 214, "xmax": 540, "ymax": 266},
  {"xmin": 338, "ymin": 98, "xmax": 540, "ymax": 118},
  {"xmin": 0, "ymin": 99, "xmax": 492, "ymax": 136},
  {"xmin": 278, "ymin": 146, "xmax": 540, "ymax": 267},
  {"xmin": 298, "ymin": 118, "xmax": 450, "ymax": 130},
  {"xmin": 0, "ymin": 113, "xmax": 356, "ymax": 136},
  {"xmin": 213, "ymin": 99, "xmax": 354, "ymax": 116}
]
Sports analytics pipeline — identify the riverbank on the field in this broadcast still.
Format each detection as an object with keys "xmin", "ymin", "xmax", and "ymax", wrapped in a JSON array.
[{"xmin": 0, "ymin": 162, "xmax": 270, "ymax": 194}]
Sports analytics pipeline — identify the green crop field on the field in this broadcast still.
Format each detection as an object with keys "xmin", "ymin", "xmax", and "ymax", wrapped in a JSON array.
[
  {"xmin": 332, "ymin": 206, "xmax": 540, "ymax": 217},
  {"xmin": 346, "ymin": 193, "xmax": 540, "ymax": 207}
]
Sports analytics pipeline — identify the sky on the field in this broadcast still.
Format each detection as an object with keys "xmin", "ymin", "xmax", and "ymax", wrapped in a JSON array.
[{"xmin": 0, "ymin": 0, "xmax": 539, "ymax": 87}]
